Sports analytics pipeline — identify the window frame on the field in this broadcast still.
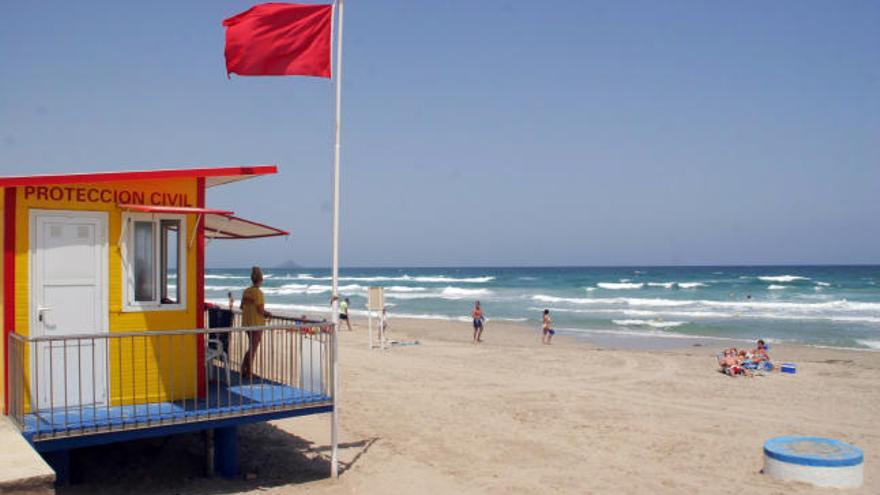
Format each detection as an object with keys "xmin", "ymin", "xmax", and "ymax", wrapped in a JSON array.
[{"xmin": 121, "ymin": 212, "xmax": 187, "ymax": 312}]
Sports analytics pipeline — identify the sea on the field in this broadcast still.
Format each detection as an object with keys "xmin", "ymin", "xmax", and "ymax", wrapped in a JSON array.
[{"xmin": 205, "ymin": 266, "xmax": 880, "ymax": 350}]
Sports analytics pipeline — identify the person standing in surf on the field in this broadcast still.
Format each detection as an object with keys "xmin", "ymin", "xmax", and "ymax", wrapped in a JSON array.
[
  {"xmin": 542, "ymin": 309, "xmax": 555, "ymax": 345},
  {"xmin": 472, "ymin": 300, "xmax": 485, "ymax": 344}
]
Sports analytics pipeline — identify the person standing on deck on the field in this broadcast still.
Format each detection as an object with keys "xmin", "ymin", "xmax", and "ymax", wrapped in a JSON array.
[
  {"xmin": 339, "ymin": 297, "xmax": 353, "ymax": 331},
  {"xmin": 240, "ymin": 266, "xmax": 272, "ymax": 378},
  {"xmin": 472, "ymin": 300, "xmax": 485, "ymax": 344}
]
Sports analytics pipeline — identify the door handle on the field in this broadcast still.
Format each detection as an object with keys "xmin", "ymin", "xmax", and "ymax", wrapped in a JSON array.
[{"xmin": 37, "ymin": 306, "xmax": 51, "ymax": 324}]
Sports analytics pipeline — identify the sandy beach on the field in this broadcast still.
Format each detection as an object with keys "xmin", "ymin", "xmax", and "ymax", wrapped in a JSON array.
[{"xmin": 60, "ymin": 317, "xmax": 879, "ymax": 494}]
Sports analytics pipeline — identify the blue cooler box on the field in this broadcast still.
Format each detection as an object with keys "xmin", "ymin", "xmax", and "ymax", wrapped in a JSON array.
[{"xmin": 781, "ymin": 363, "xmax": 797, "ymax": 374}]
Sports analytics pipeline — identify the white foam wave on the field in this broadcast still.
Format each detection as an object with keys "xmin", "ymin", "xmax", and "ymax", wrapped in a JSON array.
[
  {"xmin": 558, "ymin": 326, "xmax": 737, "ymax": 342},
  {"xmin": 758, "ymin": 275, "xmax": 810, "ymax": 282},
  {"xmin": 767, "ymin": 285, "xmax": 788, "ymax": 290},
  {"xmin": 531, "ymin": 296, "xmax": 880, "ymax": 324},
  {"xmin": 612, "ymin": 319, "xmax": 687, "ymax": 329},
  {"xmin": 597, "ymin": 282, "xmax": 644, "ymax": 290},
  {"xmin": 205, "ymin": 274, "xmax": 248, "ymax": 280},
  {"xmin": 647, "ymin": 282, "xmax": 675, "ymax": 289},
  {"xmin": 857, "ymin": 339, "xmax": 880, "ymax": 350},
  {"xmin": 383, "ymin": 286, "xmax": 493, "ymax": 301},
  {"xmin": 440, "ymin": 287, "xmax": 493, "ymax": 298},
  {"xmin": 263, "ymin": 283, "xmax": 366, "ymax": 296},
  {"xmin": 677, "ymin": 282, "xmax": 707, "ymax": 289},
  {"xmin": 275, "ymin": 274, "xmax": 495, "ymax": 284},
  {"xmin": 205, "ymin": 284, "xmax": 248, "ymax": 292},
  {"xmin": 815, "ymin": 282, "xmax": 831, "ymax": 287},
  {"xmin": 386, "ymin": 286, "xmax": 427, "ymax": 293}
]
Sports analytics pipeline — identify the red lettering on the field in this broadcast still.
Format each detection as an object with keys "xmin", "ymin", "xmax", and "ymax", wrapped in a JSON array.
[
  {"xmin": 150, "ymin": 192, "xmax": 162, "ymax": 205},
  {"xmin": 184, "ymin": 194, "xmax": 192, "ymax": 207},
  {"xmin": 76, "ymin": 188, "xmax": 86, "ymax": 202},
  {"xmin": 24, "ymin": 186, "xmax": 35, "ymax": 199},
  {"xmin": 87, "ymin": 188, "xmax": 99, "ymax": 203},
  {"xmin": 49, "ymin": 187, "xmax": 62, "ymax": 201},
  {"xmin": 36, "ymin": 187, "xmax": 48, "ymax": 201},
  {"xmin": 100, "ymin": 189, "xmax": 112, "ymax": 203},
  {"xmin": 132, "ymin": 191, "xmax": 144, "ymax": 204},
  {"xmin": 118, "ymin": 190, "xmax": 131, "ymax": 204},
  {"xmin": 64, "ymin": 186, "xmax": 75, "ymax": 202}
]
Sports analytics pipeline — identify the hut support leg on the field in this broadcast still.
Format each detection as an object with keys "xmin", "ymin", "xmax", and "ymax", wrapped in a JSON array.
[
  {"xmin": 214, "ymin": 426, "xmax": 239, "ymax": 479},
  {"xmin": 44, "ymin": 449, "xmax": 70, "ymax": 486}
]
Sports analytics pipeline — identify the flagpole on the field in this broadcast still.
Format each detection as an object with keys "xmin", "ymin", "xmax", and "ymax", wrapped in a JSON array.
[{"xmin": 330, "ymin": 0, "xmax": 344, "ymax": 480}]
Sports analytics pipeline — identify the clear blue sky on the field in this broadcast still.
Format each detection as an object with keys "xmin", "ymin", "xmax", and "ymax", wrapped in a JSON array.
[{"xmin": 2, "ymin": 1, "xmax": 878, "ymax": 267}]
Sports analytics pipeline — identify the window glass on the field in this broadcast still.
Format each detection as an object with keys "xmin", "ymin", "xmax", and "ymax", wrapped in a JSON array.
[
  {"xmin": 160, "ymin": 220, "xmax": 180, "ymax": 304},
  {"xmin": 133, "ymin": 221, "xmax": 155, "ymax": 302}
]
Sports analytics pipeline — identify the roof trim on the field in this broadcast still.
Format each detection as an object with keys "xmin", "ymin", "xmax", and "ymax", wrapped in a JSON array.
[
  {"xmin": 119, "ymin": 204, "xmax": 235, "ymax": 216},
  {"xmin": 0, "ymin": 165, "xmax": 278, "ymax": 188}
]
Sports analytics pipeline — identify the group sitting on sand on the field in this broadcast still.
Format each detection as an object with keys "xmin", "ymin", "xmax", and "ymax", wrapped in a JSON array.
[{"xmin": 718, "ymin": 339, "xmax": 774, "ymax": 377}]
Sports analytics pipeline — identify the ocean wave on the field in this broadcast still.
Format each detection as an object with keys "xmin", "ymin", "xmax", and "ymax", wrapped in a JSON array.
[
  {"xmin": 205, "ymin": 284, "xmax": 248, "ymax": 292},
  {"xmin": 274, "ymin": 274, "xmax": 495, "ymax": 284},
  {"xmin": 767, "ymin": 285, "xmax": 788, "ymax": 290},
  {"xmin": 531, "ymin": 297, "xmax": 880, "ymax": 324},
  {"xmin": 441, "ymin": 287, "xmax": 493, "ymax": 298},
  {"xmin": 612, "ymin": 319, "xmax": 687, "ymax": 329},
  {"xmin": 815, "ymin": 282, "xmax": 831, "ymax": 287},
  {"xmin": 262, "ymin": 284, "xmax": 366, "ymax": 295},
  {"xmin": 857, "ymin": 339, "xmax": 880, "ymax": 350},
  {"xmin": 205, "ymin": 274, "xmax": 249, "ymax": 280},
  {"xmin": 558, "ymin": 326, "xmax": 737, "ymax": 341},
  {"xmin": 758, "ymin": 275, "xmax": 810, "ymax": 282},
  {"xmin": 532, "ymin": 295, "xmax": 690, "ymax": 307},
  {"xmin": 383, "ymin": 286, "xmax": 494, "ymax": 301},
  {"xmin": 386, "ymin": 286, "xmax": 427, "ymax": 292},
  {"xmin": 597, "ymin": 282, "xmax": 644, "ymax": 290},
  {"xmin": 647, "ymin": 282, "xmax": 675, "ymax": 289},
  {"xmin": 677, "ymin": 282, "xmax": 706, "ymax": 289}
]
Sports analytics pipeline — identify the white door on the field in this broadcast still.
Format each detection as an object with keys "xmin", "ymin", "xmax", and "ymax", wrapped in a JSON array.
[{"xmin": 31, "ymin": 210, "xmax": 108, "ymax": 410}]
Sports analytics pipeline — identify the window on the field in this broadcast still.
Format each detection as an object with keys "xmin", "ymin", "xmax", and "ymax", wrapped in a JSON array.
[{"xmin": 124, "ymin": 213, "xmax": 186, "ymax": 310}]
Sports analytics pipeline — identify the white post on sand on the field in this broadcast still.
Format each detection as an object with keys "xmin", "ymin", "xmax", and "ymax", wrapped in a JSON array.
[
  {"xmin": 367, "ymin": 305, "xmax": 373, "ymax": 350},
  {"xmin": 330, "ymin": 0, "xmax": 344, "ymax": 480}
]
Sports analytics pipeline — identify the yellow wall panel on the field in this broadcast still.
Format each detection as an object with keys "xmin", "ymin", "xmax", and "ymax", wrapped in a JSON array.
[{"xmin": 12, "ymin": 179, "xmax": 202, "ymax": 409}]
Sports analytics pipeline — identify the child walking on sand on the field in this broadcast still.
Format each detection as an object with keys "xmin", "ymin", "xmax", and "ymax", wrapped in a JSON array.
[
  {"xmin": 542, "ymin": 309, "xmax": 555, "ymax": 345},
  {"xmin": 472, "ymin": 301, "xmax": 485, "ymax": 344}
]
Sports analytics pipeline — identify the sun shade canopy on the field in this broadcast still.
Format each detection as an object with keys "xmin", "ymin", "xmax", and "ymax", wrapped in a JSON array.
[
  {"xmin": 204, "ymin": 214, "xmax": 289, "ymax": 239},
  {"xmin": 118, "ymin": 204, "xmax": 288, "ymax": 240}
]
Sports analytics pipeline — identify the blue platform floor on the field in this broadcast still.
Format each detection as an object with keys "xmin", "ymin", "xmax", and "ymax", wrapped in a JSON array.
[{"xmin": 22, "ymin": 378, "xmax": 331, "ymax": 440}]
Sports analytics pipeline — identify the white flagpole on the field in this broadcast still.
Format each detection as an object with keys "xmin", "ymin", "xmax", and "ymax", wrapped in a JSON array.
[{"xmin": 330, "ymin": 0, "xmax": 344, "ymax": 480}]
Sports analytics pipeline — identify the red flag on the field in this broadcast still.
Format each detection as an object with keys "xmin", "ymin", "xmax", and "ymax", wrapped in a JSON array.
[{"xmin": 223, "ymin": 3, "xmax": 333, "ymax": 78}]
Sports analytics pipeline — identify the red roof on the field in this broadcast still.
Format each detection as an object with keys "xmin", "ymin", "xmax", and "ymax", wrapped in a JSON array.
[{"xmin": 0, "ymin": 165, "xmax": 277, "ymax": 188}]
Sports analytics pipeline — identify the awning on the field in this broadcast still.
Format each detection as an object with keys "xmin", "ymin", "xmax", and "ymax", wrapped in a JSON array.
[
  {"xmin": 118, "ymin": 204, "xmax": 288, "ymax": 240},
  {"xmin": 205, "ymin": 214, "xmax": 289, "ymax": 239}
]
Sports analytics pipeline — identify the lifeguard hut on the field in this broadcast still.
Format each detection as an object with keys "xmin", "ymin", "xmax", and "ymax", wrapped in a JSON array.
[{"xmin": 0, "ymin": 166, "xmax": 336, "ymax": 481}]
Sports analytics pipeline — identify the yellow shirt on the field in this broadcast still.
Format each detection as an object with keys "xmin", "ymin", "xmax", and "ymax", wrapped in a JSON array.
[{"xmin": 241, "ymin": 286, "xmax": 266, "ymax": 326}]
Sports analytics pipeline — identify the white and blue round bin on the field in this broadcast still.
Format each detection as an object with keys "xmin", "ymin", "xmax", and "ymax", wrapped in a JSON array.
[{"xmin": 763, "ymin": 436, "xmax": 864, "ymax": 488}]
